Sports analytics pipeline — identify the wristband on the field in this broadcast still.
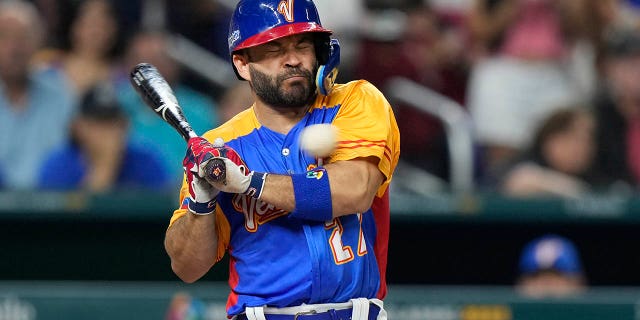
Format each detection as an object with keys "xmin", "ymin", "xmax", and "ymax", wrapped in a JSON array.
[
  {"xmin": 188, "ymin": 198, "xmax": 217, "ymax": 215},
  {"xmin": 290, "ymin": 168, "xmax": 333, "ymax": 221},
  {"xmin": 246, "ymin": 171, "xmax": 267, "ymax": 199}
]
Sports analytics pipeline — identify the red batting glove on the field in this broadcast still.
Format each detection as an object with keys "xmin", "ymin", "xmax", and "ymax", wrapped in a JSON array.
[
  {"xmin": 183, "ymin": 137, "xmax": 220, "ymax": 214},
  {"xmin": 184, "ymin": 137, "xmax": 218, "ymax": 177}
]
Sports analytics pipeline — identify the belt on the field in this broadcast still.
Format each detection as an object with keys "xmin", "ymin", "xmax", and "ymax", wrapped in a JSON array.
[{"xmin": 236, "ymin": 304, "xmax": 381, "ymax": 320}]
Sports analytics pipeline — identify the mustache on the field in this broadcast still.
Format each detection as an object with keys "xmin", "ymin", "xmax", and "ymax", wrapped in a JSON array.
[{"xmin": 277, "ymin": 68, "xmax": 313, "ymax": 81}]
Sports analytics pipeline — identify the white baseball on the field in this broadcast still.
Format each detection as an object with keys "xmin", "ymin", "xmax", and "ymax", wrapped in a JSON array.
[{"xmin": 299, "ymin": 124, "xmax": 338, "ymax": 157}]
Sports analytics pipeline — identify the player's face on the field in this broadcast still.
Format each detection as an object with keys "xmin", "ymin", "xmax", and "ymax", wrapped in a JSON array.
[{"xmin": 246, "ymin": 34, "xmax": 318, "ymax": 109}]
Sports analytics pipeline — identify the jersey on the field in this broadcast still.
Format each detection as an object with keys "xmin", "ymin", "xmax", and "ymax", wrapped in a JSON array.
[{"xmin": 168, "ymin": 80, "xmax": 400, "ymax": 317}]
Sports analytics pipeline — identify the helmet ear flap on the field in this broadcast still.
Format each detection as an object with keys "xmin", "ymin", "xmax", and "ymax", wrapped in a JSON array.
[
  {"xmin": 315, "ymin": 38, "xmax": 340, "ymax": 96},
  {"xmin": 314, "ymin": 33, "xmax": 331, "ymax": 65}
]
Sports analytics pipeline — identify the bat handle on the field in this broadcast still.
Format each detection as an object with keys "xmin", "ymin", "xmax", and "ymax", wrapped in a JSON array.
[{"xmin": 186, "ymin": 129, "xmax": 198, "ymax": 140}]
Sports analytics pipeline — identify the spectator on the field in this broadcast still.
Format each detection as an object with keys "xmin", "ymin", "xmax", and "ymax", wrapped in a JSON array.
[
  {"xmin": 616, "ymin": 0, "xmax": 640, "ymax": 31},
  {"xmin": 314, "ymin": 0, "xmax": 365, "ymax": 81},
  {"xmin": 115, "ymin": 29, "xmax": 218, "ymax": 186},
  {"xmin": 497, "ymin": 107, "xmax": 606, "ymax": 197},
  {"xmin": 465, "ymin": 0, "xmax": 612, "ymax": 179},
  {"xmin": 165, "ymin": 0, "xmax": 232, "ymax": 60},
  {"xmin": 29, "ymin": 0, "xmax": 72, "ymax": 48},
  {"xmin": 593, "ymin": 28, "xmax": 640, "ymax": 189},
  {"xmin": 36, "ymin": 0, "xmax": 123, "ymax": 99},
  {"xmin": 217, "ymin": 81, "xmax": 252, "ymax": 123},
  {"xmin": 354, "ymin": 3, "xmax": 470, "ymax": 182},
  {"xmin": 355, "ymin": 3, "xmax": 468, "ymax": 100},
  {"xmin": 38, "ymin": 82, "xmax": 170, "ymax": 192},
  {"xmin": 516, "ymin": 234, "xmax": 587, "ymax": 298},
  {"xmin": 0, "ymin": 0, "xmax": 76, "ymax": 190}
]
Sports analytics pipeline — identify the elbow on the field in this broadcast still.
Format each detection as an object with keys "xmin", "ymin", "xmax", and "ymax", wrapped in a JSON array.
[
  {"xmin": 177, "ymin": 274, "xmax": 198, "ymax": 284},
  {"xmin": 176, "ymin": 274, "xmax": 200, "ymax": 284},
  {"xmin": 171, "ymin": 261, "xmax": 207, "ymax": 284},
  {"xmin": 165, "ymin": 239, "xmax": 217, "ymax": 283},
  {"xmin": 355, "ymin": 182, "xmax": 378, "ymax": 213},
  {"xmin": 352, "ymin": 197, "xmax": 374, "ymax": 214},
  {"xmin": 354, "ymin": 197, "xmax": 375, "ymax": 214},
  {"xmin": 338, "ymin": 190, "xmax": 376, "ymax": 215},
  {"xmin": 166, "ymin": 246, "xmax": 211, "ymax": 283}
]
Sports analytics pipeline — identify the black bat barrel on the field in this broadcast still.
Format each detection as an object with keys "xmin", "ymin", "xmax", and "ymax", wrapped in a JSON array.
[{"xmin": 130, "ymin": 63, "xmax": 196, "ymax": 141}]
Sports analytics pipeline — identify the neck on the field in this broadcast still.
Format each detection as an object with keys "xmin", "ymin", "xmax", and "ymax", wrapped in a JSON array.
[{"xmin": 254, "ymin": 101, "xmax": 311, "ymax": 134}]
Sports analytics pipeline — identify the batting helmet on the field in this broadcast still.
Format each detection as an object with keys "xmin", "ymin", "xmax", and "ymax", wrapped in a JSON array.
[
  {"xmin": 228, "ymin": 0, "xmax": 331, "ymax": 55},
  {"xmin": 228, "ymin": 0, "xmax": 340, "ymax": 94}
]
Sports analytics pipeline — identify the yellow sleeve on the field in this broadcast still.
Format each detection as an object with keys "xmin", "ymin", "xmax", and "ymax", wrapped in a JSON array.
[{"xmin": 330, "ymin": 81, "xmax": 401, "ymax": 196}]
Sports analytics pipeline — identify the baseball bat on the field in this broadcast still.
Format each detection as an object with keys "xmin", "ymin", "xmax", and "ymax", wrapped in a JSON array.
[{"xmin": 129, "ymin": 62, "xmax": 226, "ymax": 183}]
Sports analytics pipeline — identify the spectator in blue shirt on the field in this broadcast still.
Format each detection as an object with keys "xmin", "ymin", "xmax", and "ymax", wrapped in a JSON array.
[
  {"xmin": 38, "ymin": 82, "xmax": 170, "ymax": 192},
  {"xmin": 0, "ymin": 0, "xmax": 76, "ymax": 190}
]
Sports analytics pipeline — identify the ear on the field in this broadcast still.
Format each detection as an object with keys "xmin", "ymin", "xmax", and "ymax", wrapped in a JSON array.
[{"xmin": 232, "ymin": 53, "xmax": 251, "ymax": 81}]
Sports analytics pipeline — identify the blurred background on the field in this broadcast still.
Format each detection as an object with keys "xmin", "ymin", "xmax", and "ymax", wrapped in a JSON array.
[{"xmin": 3, "ymin": 0, "xmax": 640, "ymax": 319}]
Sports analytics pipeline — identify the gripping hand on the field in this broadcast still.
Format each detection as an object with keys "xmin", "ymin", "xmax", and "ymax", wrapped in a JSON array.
[
  {"xmin": 183, "ymin": 137, "xmax": 220, "ymax": 215},
  {"xmin": 208, "ymin": 141, "xmax": 267, "ymax": 199}
]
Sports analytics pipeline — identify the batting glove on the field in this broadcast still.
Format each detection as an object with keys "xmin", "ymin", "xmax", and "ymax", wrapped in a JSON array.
[
  {"xmin": 207, "ymin": 142, "xmax": 268, "ymax": 199},
  {"xmin": 183, "ymin": 137, "xmax": 220, "ymax": 215}
]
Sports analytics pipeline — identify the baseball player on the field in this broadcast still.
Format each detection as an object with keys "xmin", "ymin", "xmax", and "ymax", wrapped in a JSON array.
[{"xmin": 164, "ymin": 1, "xmax": 400, "ymax": 319}]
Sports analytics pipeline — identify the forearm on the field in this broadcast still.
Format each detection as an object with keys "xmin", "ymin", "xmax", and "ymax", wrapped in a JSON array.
[
  {"xmin": 206, "ymin": 144, "xmax": 383, "ymax": 218},
  {"xmin": 257, "ymin": 174, "xmax": 295, "ymax": 212},
  {"xmin": 258, "ymin": 159, "xmax": 383, "ymax": 218},
  {"xmin": 164, "ymin": 213, "xmax": 218, "ymax": 283}
]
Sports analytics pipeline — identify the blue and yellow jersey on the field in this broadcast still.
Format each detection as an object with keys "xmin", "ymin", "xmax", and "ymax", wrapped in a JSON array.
[{"xmin": 169, "ymin": 80, "xmax": 400, "ymax": 316}]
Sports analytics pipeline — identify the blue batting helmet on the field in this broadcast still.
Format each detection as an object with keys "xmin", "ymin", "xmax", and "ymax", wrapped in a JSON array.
[
  {"xmin": 227, "ymin": 0, "xmax": 341, "ymax": 95},
  {"xmin": 228, "ymin": 0, "xmax": 332, "ymax": 55}
]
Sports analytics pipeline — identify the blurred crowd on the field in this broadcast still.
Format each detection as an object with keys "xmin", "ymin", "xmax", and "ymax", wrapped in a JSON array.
[{"xmin": 3, "ymin": 0, "xmax": 640, "ymax": 198}]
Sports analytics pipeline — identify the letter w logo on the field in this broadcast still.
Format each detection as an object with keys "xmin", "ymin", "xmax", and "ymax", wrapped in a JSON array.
[{"xmin": 278, "ymin": 0, "xmax": 294, "ymax": 22}]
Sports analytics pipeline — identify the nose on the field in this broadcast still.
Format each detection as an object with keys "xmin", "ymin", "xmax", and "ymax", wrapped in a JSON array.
[{"xmin": 282, "ymin": 46, "xmax": 303, "ymax": 67}]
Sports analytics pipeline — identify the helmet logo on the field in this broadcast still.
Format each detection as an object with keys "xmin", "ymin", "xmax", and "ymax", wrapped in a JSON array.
[
  {"xmin": 277, "ymin": 0, "xmax": 295, "ymax": 22},
  {"xmin": 228, "ymin": 30, "xmax": 240, "ymax": 49}
]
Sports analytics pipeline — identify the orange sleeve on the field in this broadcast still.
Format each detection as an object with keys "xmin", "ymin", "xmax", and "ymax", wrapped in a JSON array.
[{"xmin": 330, "ymin": 81, "xmax": 401, "ymax": 197}]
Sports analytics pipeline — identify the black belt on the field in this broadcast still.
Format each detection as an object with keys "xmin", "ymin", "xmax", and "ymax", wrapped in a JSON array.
[{"xmin": 236, "ymin": 304, "xmax": 381, "ymax": 320}]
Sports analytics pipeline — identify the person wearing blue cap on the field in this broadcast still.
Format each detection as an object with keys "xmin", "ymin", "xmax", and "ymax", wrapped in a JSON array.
[
  {"xmin": 37, "ymin": 82, "xmax": 171, "ymax": 192},
  {"xmin": 515, "ymin": 234, "xmax": 587, "ymax": 298}
]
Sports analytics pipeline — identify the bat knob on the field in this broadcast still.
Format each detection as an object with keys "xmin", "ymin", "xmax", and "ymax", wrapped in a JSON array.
[{"xmin": 204, "ymin": 158, "xmax": 226, "ymax": 185}]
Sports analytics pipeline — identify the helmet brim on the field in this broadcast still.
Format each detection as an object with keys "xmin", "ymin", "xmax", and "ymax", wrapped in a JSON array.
[{"xmin": 232, "ymin": 22, "xmax": 332, "ymax": 53}]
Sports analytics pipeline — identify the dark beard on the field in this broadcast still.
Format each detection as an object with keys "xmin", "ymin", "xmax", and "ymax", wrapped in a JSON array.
[{"xmin": 249, "ymin": 66, "xmax": 317, "ymax": 109}]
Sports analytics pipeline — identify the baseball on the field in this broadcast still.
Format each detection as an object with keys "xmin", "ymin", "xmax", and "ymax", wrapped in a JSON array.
[{"xmin": 299, "ymin": 124, "xmax": 338, "ymax": 157}]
